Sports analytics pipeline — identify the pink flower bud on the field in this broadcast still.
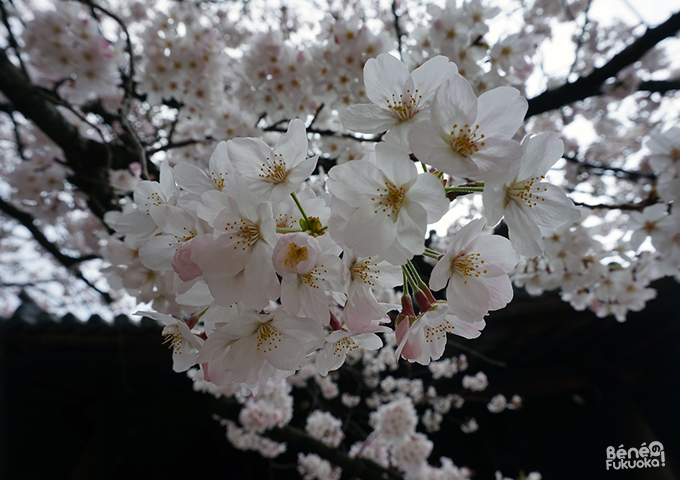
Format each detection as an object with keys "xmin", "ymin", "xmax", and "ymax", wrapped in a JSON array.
[
  {"xmin": 272, "ymin": 232, "xmax": 321, "ymax": 276},
  {"xmin": 171, "ymin": 241, "xmax": 203, "ymax": 282}
]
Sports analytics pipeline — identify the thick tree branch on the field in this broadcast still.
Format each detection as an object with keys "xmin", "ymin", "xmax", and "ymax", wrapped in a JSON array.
[
  {"xmin": 527, "ymin": 10, "xmax": 680, "ymax": 117},
  {"xmin": 0, "ymin": 48, "xmax": 131, "ymax": 219}
]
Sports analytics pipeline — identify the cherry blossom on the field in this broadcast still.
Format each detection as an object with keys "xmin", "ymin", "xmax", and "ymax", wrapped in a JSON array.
[
  {"xmin": 228, "ymin": 119, "xmax": 318, "ymax": 202},
  {"xmin": 482, "ymin": 132, "xmax": 581, "ymax": 257},
  {"xmin": 409, "ymin": 74, "xmax": 527, "ymax": 182},
  {"xmin": 430, "ymin": 218, "xmax": 519, "ymax": 322},
  {"xmin": 340, "ymin": 54, "xmax": 457, "ymax": 151},
  {"xmin": 327, "ymin": 142, "xmax": 449, "ymax": 264}
]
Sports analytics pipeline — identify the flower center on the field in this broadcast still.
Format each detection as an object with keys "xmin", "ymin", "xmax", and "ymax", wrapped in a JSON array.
[
  {"xmin": 350, "ymin": 257, "xmax": 378, "ymax": 286},
  {"xmin": 162, "ymin": 326, "xmax": 185, "ymax": 354},
  {"xmin": 256, "ymin": 321, "xmax": 282, "ymax": 353},
  {"xmin": 285, "ymin": 243, "xmax": 308, "ymax": 268},
  {"xmin": 373, "ymin": 180, "xmax": 406, "ymax": 218},
  {"xmin": 385, "ymin": 89, "xmax": 422, "ymax": 123},
  {"xmin": 224, "ymin": 219, "xmax": 261, "ymax": 250},
  {"xmin": 211, "ymin": 170, "xmax": 228, "ymax": 190},
  {"xmin": 332, "ymin": 336, "xmax": 358, "ymax": 357},
  {"xmin": 449, "ymin": 123, "xmax": 485, "ymax": 158},
  {"xmin": 451, "ymin": 252, "xmax": 487, "ymax": 284},
  {"xmin": 506, "ymin": 175, "xmax": 547, "ymax": 208},
  {"xmin": 259, "ymin": 153, "xmax": 289, "ymax": 184}
]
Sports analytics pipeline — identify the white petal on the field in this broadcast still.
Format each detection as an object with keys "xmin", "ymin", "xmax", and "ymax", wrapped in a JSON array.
[
  {"xmin": 411, "ymin": 56, "xmax": 458, "ymax": 103},
  {"xmin": 407, "ymin": 172, "xmax": 449, "ymax": 223},
  {"xmin": 340, "ymin": 104, "xmax": 398, "ymax": 133},
  {"xmin": 344, "ymin": 205, "xmax": 397, "ymax": 257},
  {"xmin": 364, "ymin": 53, "xmax": 411, "ymax": 105},
  {"xmin": 504, "ymin": 203, "xmax": 543, "ymax": 257},
  {"xmin": 476, "ymin": 86, "xmax": 527, "ymax": 139},
  {"xmin": 517, "ymin": 132, "xmax": 564, "ymax": 180}
]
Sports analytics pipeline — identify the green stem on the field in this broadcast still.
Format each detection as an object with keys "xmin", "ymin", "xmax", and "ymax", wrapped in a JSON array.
[
  {"xmin": 402, "ymin": 268, "xmax": 410, "ymax": 296},
  {"xmin": 277, "ymin": 227, "xmax": 303, "ymax": 233},
  {"xmin": 290, "ymin": 191, "xmax": 310, "ymax": 225},
  {"xmin": 445, "ymin": 186, "xmax": 484, "ymax": 193},
  {"xmin": 420, "ymin": 162, "xmax": 428, "ymax": 173},
  {"xmin": 195, "ymin": 306, "xmax": 209, "ymax": 319},
  {"xmin": 401, "ymin": 264, "xmax": 419, "ymax": 293},
  {"xmin": 422, "ymin": 250, "xmax": 442, "ymax": 260},
  {"xmin": 406, "ymin": 259, "xmax": 428, "ymax": 290}
]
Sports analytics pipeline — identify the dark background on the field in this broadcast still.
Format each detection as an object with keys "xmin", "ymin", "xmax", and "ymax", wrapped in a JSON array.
[{"xmin": 1, "ymin": 279, "xmax": 679, "ymax": 480}]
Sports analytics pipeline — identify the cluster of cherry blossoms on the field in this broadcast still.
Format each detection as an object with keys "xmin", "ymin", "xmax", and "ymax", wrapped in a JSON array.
[
  {"xmin": 102, "ymin": 52, "xmax": 580, "ymax": 399},
  {"xmin": 3, "ymin": 0, "xmax": 680, "ymax": 478},
  {"xmin": 22, "ymin": 2, "xmax": 122, "ymax": 102},
  {"xmin": 195, "ymin": 333, "xmax": 523, "ymax": 478}
]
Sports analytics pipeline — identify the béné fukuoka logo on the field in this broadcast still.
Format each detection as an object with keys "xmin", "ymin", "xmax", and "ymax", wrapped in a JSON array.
[{"xmin": 606, "ymin": 442, "xmax": 665, "ymax": 470}]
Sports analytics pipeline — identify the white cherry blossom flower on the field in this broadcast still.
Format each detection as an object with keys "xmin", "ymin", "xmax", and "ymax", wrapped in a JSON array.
[
  {"xmin": 137, "ymin": 311, "xmax": 204, "ymax": 372},
  {"xmin": 279, "ymin": 250, "xmax": 345, "ymax": 324},
  {"xmin": 198, "ymin": 307, "xmax": 323, "ymax": 387},
  {"xmin": 195, "ymin": 176, "xmax": 280, "ymax": 307},
  {"xmin": 228, "ymin": 119, "xmax": 318, "ymax": 202},
  {"xmin": 327, "ymin": 143, "xmax": 449, "ymax": 264},
  {"xmin": 111, "ymin": 161, "xmax": 178, "ymax": 239},
  {"xmin": 315, "ymin": 325, "xmax": 386, "ymax": 376},
  {"xmin": 430, "ymin": 218, "xmax": 519, "ymax": 322},
  {"xmin": 395, "ymin": 302, "xmax": 485, "ymax": 365},
  {"xmin": 138, "ymin": 204, "xmax": 211, "ymax": 272},
  {"xmin": 482, "ymin": 132, "xmax": 580, "ymax": 257},
  {"xmin": 409, "ymin": 74, "xmax": 526, "ymax": 182},
  {"xmin": 342, "ymin": 252, "xmax": 402, "ymax": 332},
  {"xmin": 173, "ymin": 141, "xmax": 236, "ymax": 195},
  {"xmin": 340, "ymin": 54, "xmax": 458, "ymax": 151}
]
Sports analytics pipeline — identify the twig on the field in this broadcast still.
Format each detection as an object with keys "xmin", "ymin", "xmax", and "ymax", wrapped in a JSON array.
[
  {"xmin": 392, "ymin": 0, "xmax": 403, "ymax": 61},
  {"xmin": 146, "ymin": 137, "xmax": 215, "ymax": 156},
  {"xmin": 263, "ymin": 123, "xmax": 383, "ymax": 142},
  {"xmin": 448, "ymin": 340, "xmax": 508, "ymax": 368},
  {"xmin": 0, "ymin": 197, "xmax": 100, "ymax": 269},
  {"xmin": 572, "ymin": 201, "xmax": 649, "ymax": 211},
  {"xmin": 76, "ymin": 0, "xmax": 137, "ymax": 99},
  {"xmin": 307, "ymin": 103, "xmax": 324, "ymax": 130},
  {"xmin": 563, "ymin": 155, "xmax": 656, "ymax": 181}
]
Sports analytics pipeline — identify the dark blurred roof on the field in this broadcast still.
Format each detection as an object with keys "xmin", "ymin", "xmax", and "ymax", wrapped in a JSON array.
[{"xmin": 1, "ymin": 280, "xmax": 680, "ymax": 480}]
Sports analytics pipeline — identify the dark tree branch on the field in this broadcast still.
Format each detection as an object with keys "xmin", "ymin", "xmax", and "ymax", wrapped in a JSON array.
[
  {"xmin": 264, "ymin": 426, "xmax": 402, "ymax": 480},
  {"xmin": 638, "ymin": 78, "xmax": 680, "ymax": 95},
  {"xmin": 392, "ymin": 0, "xmax": 403, "ymax": 61},
  {"xmin": 573, "ymin": 201, "xmax": 649, "ymax": 211},
  {"xmin": 0, "ymin": 198, "xmax": 100, "ymax": 269},
  {"xmin": 527, "ymin": 10, "xmax": 680, "ymax": 117},
  {"xmin": 0, "ymin": 197, "xmax": 111, "ymax": 303},
  {"xmin": 146, "ymin": 137, "xmax": 216, "ymax": 156},
  {"xmin": 306, "ymin": 103, "xmax": 324, "ymax": 130},
  {"xmin": 0, "ymin": 48, "xmax": 131, "ymax": 219},
  {"xmin": 263, "ymin": 123, "xmax": 383, "ymax": 142},
  {"xmin": 563, "ymin": 155, "xmax": 656, "ymax": 181}
]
